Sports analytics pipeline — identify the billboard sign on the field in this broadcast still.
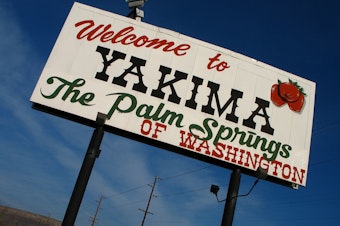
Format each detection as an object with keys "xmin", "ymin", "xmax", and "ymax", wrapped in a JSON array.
[{"xmin": 31, "ymin": 2, "xmax": 316, "ymax": 187}]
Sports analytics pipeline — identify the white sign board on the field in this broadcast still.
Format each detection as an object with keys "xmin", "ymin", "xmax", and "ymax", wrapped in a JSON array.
[{"xmin": 31, "ymin": 2, "xmax": 316, "ymax": 187}]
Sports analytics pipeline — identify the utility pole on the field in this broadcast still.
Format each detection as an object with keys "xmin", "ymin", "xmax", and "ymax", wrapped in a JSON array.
[
  {"xmin": 91, "ymin": 195, "xmax": 104, "ymax": 226},
  {"xmin": 139, "ymin": 176, "xmax": 158, "ymax": 226}
]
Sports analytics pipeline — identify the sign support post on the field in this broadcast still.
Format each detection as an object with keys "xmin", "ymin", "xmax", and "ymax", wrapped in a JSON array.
[
  {"xmin": 221, "ymin": 168, "xmax": 241, "ymax": 226},
  {"xmin": 62, "ymin": 113, "xmax": 107, "ymax": 226}
]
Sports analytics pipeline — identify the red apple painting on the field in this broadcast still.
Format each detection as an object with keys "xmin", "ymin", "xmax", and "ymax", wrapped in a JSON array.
[{"xmin": 271, "ymin": 79, "xmax": 306, "ymax": 112}]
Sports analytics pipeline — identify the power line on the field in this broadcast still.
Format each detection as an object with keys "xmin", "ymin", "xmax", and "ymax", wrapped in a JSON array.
[
  {"xmin": 105, "ymin": 183, "xmax": 149, "ymax": 198},
  {"xmin": 160, "ymin": 165, "xmax": 213, "ymax": 181},
  {"xmin": 157, "ymin": 186, "xmax": 208, "ymax": 198},
  {"xmin": 100, "ymin": 165, "xmax": 213, "ymax": 201},
  {"xmin": 93, "ymin": 165, "xmax": 211, "ymax": 212}
]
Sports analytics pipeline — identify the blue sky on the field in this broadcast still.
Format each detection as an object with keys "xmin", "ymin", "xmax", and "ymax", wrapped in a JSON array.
[{"xmin": 0, "ymin": 0, "xmax": 339, "ymax": 226}]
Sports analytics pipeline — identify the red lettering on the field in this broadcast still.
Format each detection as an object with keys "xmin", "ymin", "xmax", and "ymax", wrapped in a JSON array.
[
  {"xmin": 140, "ymin": 119, "xmax": 152, "ymax": 135},
  {"xmin": 282, "ymin": 164, "xmax": 291, "ymax": 179},
  {"xmin": 141, "ymin": 120, "xmax": 167, "ymax": 138},
  {"xmin": 113, "ymin": 27, "xmax": 135, "ymax": 44},
  {"xmin": 100, "ymin": 31, "xmax": 115, "ymax": 42},
  {"xmin": 212, "ymin": 142, "xmax": 225, "ymax": 158},
  {"xmin": 259, "ymin": 157, "xmax": 269, "ymax": 171},
  {"xmin": 176, "ymin": 135, "xmax": 306, "ymax": 185},
  {"xmin": 134, "ymin": 36, "xmax": 149, "ymax": 47},
  {"xmin": 237, "ymin": 149, "xmax": 246, "ymax": 165},
  {"xmin": 179, "ymin": 130, "xmax": 197, "ymax": 149},
  {"xmin": 195, "ymin": 140, "xmax": 211, "ymax": 155},
  {"xmin": 207, "ymin": 53, "xmax": 230, "ymax": 72},
  {"xmin": 152, "ymin": 122, "xmax": 167, "ymax": 138},
  {"xmin": 75, "ymin": 20, "xmax": 191, "ymax": 56},
  {"xmin": 244, "ymin": 152, "xmax": 260, "ymax": 168},
  {"xmin": 175, "ymin": 44, "xmax": 191, "ymax": 56},
  {"xmin": 224, "ymin": 145, "xmax": 238, "ymax": 163},
  {"xmin": 292, "ymin": 167, "xmax": 305, "ymax": 184},
  {"xmin": 75, "ymin": 20, "xmax": 111, "ymax": 41},
  {"xmin": 271, "ymin": 160, "xmax": 282, "ymax": 176}
]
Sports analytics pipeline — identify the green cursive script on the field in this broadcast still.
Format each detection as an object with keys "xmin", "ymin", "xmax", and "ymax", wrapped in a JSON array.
[{"xmin": 40, "ymin": 76, "xmax": 95, "ymax": 106}]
